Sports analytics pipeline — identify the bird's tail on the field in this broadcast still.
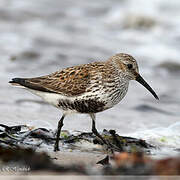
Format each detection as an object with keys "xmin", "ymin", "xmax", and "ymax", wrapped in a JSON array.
[{"xmin": 9, "ymin": 77, "xmax": 54, "ymax": 93}]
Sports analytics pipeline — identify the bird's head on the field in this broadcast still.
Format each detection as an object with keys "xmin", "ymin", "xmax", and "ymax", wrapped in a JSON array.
[{"xmin": 110, "ymin": 53, "xmax": 159, "ymax": 100}]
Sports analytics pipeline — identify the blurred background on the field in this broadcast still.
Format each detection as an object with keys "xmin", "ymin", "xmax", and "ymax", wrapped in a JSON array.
[{"xmin": 0, "ymin": 0, "xmax": 180, "ymax": 151}]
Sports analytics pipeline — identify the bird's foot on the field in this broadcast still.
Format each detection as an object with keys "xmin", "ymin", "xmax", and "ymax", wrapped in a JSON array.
[
  {"xmin": 54, "ymin": 139, "xmax": 60, "ymax": 152},
  {"xmin": 104, "ymin": 141, "xmax": 115, "ymax": 154},
  {"xmin": 92, "ymin": 128, "xmax": 115, "ymax": 153},
  {"xmin": 54, "ymin": 145, "xmax": 59, "ymax": 152},
  {"xmin": 92, "ymin": 129, "xmax": 124, "ymax": 153}
]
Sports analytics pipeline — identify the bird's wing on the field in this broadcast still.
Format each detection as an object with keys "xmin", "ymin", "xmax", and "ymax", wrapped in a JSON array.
[{"xmin": 9, "ymin": 65, "xmax": 92, "ymax": 96}]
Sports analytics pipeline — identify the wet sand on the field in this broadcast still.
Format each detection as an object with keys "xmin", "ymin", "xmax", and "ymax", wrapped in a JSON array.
[{"xmin": 51, "ymin": 151, "xmax": 104, "ymax": 167}]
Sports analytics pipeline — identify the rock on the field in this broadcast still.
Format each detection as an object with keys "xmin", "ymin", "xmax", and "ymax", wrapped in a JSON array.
[
  {"xmin": 158, "ymin": 61, "xmax": 180, "ymax": 73},
  {"xmin": 154, "ymin": 157, "xmax": 180, "ymax": 175},
  {"xmin": 123, "ymin": 14, "xmax": 156, "ymax": 29},
  {"xmin": 106, "ymin": 152, "xmax": 180, "ymax": 175},
  {"xmin": 134, "ymin": 104, "xmax": 173, "ymax": 115},
  {"xmin": 9, "ymin": 51, "xmax": 40, "ymax": 62}
]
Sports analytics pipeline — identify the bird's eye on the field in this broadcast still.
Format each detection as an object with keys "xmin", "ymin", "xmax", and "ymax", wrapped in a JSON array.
[{"xmin": 127, "ymin": 64, "xmax": 133, "ymax": 69}]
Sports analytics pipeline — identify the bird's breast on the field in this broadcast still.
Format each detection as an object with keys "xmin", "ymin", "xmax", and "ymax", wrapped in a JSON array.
[{"xmin": 103, "ymin": 81, "xmax": 129, "ymax": 108}]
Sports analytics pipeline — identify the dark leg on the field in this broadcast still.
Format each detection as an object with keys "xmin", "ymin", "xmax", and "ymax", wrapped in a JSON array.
[
  {"xmin": 90, "ymin": 114, "xmax": 124, "ymax": 153},
  {"xmin": 91, "ymin": 114, "xmax": 108, "ymax": 145},
  {"xmin": 90, "ymin": 114, "xmax": 115, "ymax": 153},
  {"xmin": 54, "ymin": 114, "xmax": 65, "ymax": 152}
]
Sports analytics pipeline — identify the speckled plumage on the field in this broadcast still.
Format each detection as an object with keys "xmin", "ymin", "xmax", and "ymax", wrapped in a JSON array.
[
  {"xmin": 9, "ymin": 53, "xmax": 159, "ymax": 151},
  {"xmin": 11, "ymin": 53, "xmax": 136, "ymax": 113}
]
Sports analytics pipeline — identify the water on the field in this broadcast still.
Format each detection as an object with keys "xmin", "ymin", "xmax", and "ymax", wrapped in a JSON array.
[{"xmin": 0, "ymin": 0, "xmax": 180, "ymax": 156}]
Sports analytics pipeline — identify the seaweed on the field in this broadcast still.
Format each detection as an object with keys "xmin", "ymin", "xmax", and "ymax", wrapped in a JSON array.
[
  {"xmin": 0, "ymin": 124, "xmax": 180, "ymax": 175},
  {"xmin": 0, "ymin": 124, "xmax": 154, "ymax": 153}
]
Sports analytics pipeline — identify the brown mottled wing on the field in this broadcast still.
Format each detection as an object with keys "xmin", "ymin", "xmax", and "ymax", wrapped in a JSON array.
[{"xmin": 19, "ymin": 65, "xmax": 91, "ymax": 96}]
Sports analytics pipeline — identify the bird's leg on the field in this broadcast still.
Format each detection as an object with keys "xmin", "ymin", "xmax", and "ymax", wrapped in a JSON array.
[
  {"xmin": 54, "ymin": 114, "xmax": 65, "ymax": 152},
  {"xmin": 91, "ymin": 114, "xmax": 107, "ymax": 145},
  {"xmin": 90, "ymin": 114, "xmax": 114, "ymax": 153}
]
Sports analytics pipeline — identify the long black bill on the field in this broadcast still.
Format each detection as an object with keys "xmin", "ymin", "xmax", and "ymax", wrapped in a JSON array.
[{"xmin": 136, "ymin": 74, "xmax": 159, "ymax": 100}]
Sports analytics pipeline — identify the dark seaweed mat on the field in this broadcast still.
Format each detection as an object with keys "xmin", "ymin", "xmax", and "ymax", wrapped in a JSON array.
[
  {"xmin": 2, "ymin": 124, "xmax": 179, "ymax": 176},
  {"xmin": 0, "ymin": 124, "xmax": 154, "ymax": 153}
]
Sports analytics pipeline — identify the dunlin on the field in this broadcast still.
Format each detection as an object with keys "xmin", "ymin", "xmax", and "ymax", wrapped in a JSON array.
[{"xmin": 9, "ymin": 53, "xmax": 159, "ymax": 151}]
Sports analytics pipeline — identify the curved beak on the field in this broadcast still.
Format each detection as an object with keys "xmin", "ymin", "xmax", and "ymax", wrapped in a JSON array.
[{"xmin": 136, "ymin": 74, "xmax": 159, "ymax": 100}]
